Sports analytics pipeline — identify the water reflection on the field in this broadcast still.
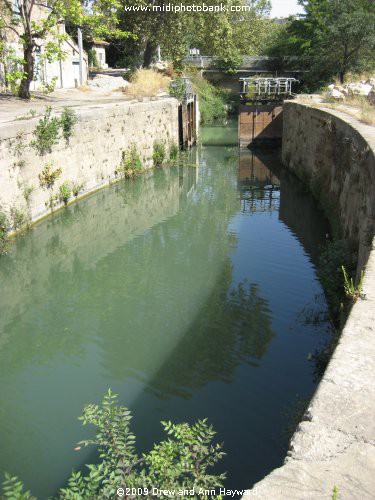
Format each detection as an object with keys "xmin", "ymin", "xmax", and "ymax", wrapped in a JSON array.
[{"xmin": 0, "ymin": 139, "xmax": 332, "ymax": 498}]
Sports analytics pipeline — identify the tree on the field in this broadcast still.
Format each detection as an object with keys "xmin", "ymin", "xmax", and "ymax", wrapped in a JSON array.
[
  {"xmin": 0, "ymin": 0, "xmax": 130, "ymax": 99},
  {"xmin": 1, "ymin": 390, "xmax": 225, "ymax": 499},
  {"xmin": 112, "ymin": 0, "xmax": 271, "ymax": 70},
  {"xmin": 268, "ymin": 0, "xmax": 375, "ymax": 86}
]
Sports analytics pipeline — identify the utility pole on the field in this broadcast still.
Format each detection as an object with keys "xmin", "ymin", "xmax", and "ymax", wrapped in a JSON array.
[{"xmin": 78, "ymin": 27, "xmax": 84, "ymax": 85}]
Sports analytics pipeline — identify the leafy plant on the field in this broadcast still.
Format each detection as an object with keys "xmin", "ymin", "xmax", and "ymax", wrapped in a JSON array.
[
  {"xmin": 59, "ymin": 182, "xmax": 72, "ymax": 206},
  {"xmin": 60, "ymin": 107, "xmax": 78, "ymax": 144},
  {"xmin": 217, "ymin": 50, "xmax": 243, "ymax": 75},
  {"xmin": 41, "ymin": 76, "xmax": 58, "ymax": 95},
  {"xmin": 72, "ymin": 181, "xmax": 85, "ymax": 198},
  {"xmin": 341, "ymin": 266, "xmax": 364, "ymax": 302},
  {"xmin": 2, "ymin": 472, "xmax": 36, "ymax": 500},
  {"xmin": 1, "ymin": 390, "xmax": 225, "ymax": 499},
  {"xmin": 153, "ymin": 140, "xmax": 166, "ymax": 166},
  {"xmin": 169, "ymin": 141, "xmax": 179, "ymax": 161},
  {"xmin": 118, "ymin": 144, "xmax": 143, "ymax": 178},
  {"xmin": 22, "ymin": 184, "xmax": 35, "ymax": 205},
  {"xmin": 0, "ymin": 210, "xmax": 9, "ymax": 255},
  {"xmin": 10, "ymin": 205, "xmax": 28, "ymax": 230},
  {"xmin": 169, "ymin": 78, "xmax": 187, "ymax": 102},
  {"xmin": 38, "ymin": 164, "xmax": 62, "ymax": 190},
  {"xmin": 31, "ymin": 106, "xmax": 61, "ymax": 156},
  {"xmin": 188, "ymin": 73, "xmax": 230, "ymax": 123},
  {"xmin": 332, "ymin": 485, "xmax": 339, "ymax": 500}
]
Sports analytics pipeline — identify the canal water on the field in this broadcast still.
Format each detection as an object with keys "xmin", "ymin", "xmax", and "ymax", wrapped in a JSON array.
[{"xmin": 0, "ymin": 121, "xmax": 332, "ymax": 498}]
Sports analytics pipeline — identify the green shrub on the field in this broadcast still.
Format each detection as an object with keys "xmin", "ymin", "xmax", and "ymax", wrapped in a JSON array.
[
  {"xmin": 169, "ymin": 78, "xmax": 187, "ymax": 101},
  {"xmin": 1, "ymin": 390, "xmax": 225, "ymax": 499},
  {"xmin": 153, "ymin": 140, "xmax": 166, "ymax": 166},
  {"xmin": 10, "ymin": 205, "xmax": 28, "ymax": 230},
  {"xmin": 31, "ymin": 106, "xmax": 60, "ymax": 156},
  {"xmin": 118, "ymin": 143, "xmax": 143, "ymax": 178},
  {"xmin": 169, "ymin": 141, "xmax": 179, "ymax": 161},
  {"xmin": 38, "ymin": 163, "xmax": 62, "ymax": 190},
  {"xmin": 72, "ymin": 181, "xmax": 85, "ymax": 198},
  {"xmin": 59, "ymin": 181, "xmax": 72, "ymax": 206},
  {"xmin": 188, "ymin": 73, "xmax": 229, "ymax": 123},
  {"xmin": 60, "ymin": 107, "xmax": 78, "ymax": 144},
  {"xmin": 0, "ymin": 211, "xmax": 9, "ymax": 255}
]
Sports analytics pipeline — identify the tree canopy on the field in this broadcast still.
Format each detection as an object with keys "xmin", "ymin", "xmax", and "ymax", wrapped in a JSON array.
[{"xmin": 267, "ymin": 0, "xmax": 375, "ymax": 86}]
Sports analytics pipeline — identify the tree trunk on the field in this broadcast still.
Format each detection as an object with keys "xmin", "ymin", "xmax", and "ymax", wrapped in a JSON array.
[
  {"xmin": 143, "ymin": 41, "xmax": 157, "ymax": 67},
  {"xmin": 18, "ymin": 42, "xmax": 34, "ymax": 99}
]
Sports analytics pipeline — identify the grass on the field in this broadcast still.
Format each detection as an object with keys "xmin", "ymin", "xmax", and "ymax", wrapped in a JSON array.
[
  {"xmin": 296, "ymin": 94, "xmax": 375, "ymax": 126},
  {"xmin": 187, "ymin": 71, "xmax": 230, "ymax": 123},
  {"xmin": 124, "ymin": 69, "xmax": 171, "ymax": 98}
]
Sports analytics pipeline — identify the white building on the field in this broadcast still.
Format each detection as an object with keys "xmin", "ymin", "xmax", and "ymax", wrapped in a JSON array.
[{"xmin": 0, "ymin": 11, "xmax": 88, "ymax": 92}]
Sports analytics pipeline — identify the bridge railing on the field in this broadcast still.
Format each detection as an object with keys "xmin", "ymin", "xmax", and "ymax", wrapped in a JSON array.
[{"xmin": 239, "ymin": 77, "xmax": 299, "ymax": 98}]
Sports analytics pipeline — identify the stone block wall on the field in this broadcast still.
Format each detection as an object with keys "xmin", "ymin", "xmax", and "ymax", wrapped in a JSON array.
[
  {"xmin": 244, "ymin": 102, "xmax": 375, "ymax": 500},
  {"xmin": 0, "ymin": 97, "xmax": 179, "ymax": 227}
]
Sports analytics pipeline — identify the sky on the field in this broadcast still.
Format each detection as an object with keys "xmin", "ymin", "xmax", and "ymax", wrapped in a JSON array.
[{"xmin": 270, "ymin": 0, "xmax": 304, "ymax": 18}]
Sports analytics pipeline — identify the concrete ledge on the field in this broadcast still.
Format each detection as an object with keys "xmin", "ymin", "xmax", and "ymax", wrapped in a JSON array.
[{"xmin": 245, "ymin": 103, "xmax": 375, "ymax": 499}]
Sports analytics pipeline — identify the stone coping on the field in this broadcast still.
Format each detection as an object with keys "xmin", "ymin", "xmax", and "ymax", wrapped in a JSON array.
[{"xmin": 243, "ymin": 103, "xmax": 375, "ymax": 500}]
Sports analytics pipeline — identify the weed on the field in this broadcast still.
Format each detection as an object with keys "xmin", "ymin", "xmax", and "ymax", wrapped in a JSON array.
[
  {"xmin": 72, "ymin": 181, "xmax": 85, "ymax": 198},
  {"xmin": 153, "ymin": 140, "xmax": 166, "ymax": 166},
  {"xmin": 341, "ymin": 266, "xmax": 364, "ymax": 302},
  {"xmin": 60, "ymin": 107, "xmax": 78, "ymax": 144},
  {"xmin": 16, "ymin": 108, "xmax": 37, "ymax": 120},
  {"xmin": 0, "ymin": 210, "xmax": 9, "ymax": 255},
  {"xmin": 59, "ymin": 181, "xmax": 72, "ymax": 206},
  {"xmin": 118, "ymin": 144, "xmax": 143, "ymax": 178},
  {"xmin": 22, "ymin": 184, "xmax": 35, "ymax": 205},
  {"xmin": 169, "ymin": 141, "xmax": 179, "ymax": 161},
  {"xmin": 31, "ymin": 106, "xmax": 60, "ymax": 156},
  {"xmin": 11, "ymin": 132, "xmax": 27, "ymax": 157},
  {"xmin": 41, "ymin": 76, "xmax": 58, "ymax": 95},
  {"xmin": 169, "ymin": 78, "xmax": 187, "ymax": 101},
  {"xmin": 9, "ymin": 205, "xmax": 28, "ymax": 230},
  {"xmin": 332, "ymin": 485, "xmax": 339, "ymax": 500},
  {"xmin": 39, "ymin": 163, "xmax": 62, "ymax": 190}
]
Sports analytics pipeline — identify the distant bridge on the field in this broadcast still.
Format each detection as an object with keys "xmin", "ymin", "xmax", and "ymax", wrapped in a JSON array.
[{"xmin": 182, "ymin": 55, "xmax": 304, "ymax": 77}]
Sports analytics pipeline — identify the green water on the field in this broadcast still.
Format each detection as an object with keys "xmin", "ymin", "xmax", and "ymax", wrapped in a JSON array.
[{"xmin": 0, "ymin": 122, "xmax": 331, "ymax": 498}]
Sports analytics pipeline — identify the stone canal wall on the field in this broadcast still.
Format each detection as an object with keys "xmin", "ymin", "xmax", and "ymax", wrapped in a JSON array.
[
  {"xmin": 245, "ymin": 103, "xmax": 375, "ymax": 499},
  {"xmin": 0, "ymin": 97, "xmax": 179, "ymax": 226}
]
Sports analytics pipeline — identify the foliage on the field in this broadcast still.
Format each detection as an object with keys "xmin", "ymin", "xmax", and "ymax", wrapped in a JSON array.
[
  {"xmin": 1, "ymin": 390, "xmax": 225, "ymax": 498},
  {"xmin": 60, "ymin": 107, "xmax": 78, "ymax": 144},
  {"xmin": 169, "ymin": 78, "xmax": 187, "ymax": 102},
  {"xmin": 341, "ymin": 266, "xmax": 364, "ymax": 302},
  {"xmin": 111, "ymin": 0, "xmax": 271, "ymax": 69},
  {"xmin": 118, "ymin": 144, "xmax": 142, "ymax": 178},
  {"xmin": 72, "ymin": 182, "xmax": 85, "ymax": 198},
  {"xmin": 169, "ymin": 142, "xmax": 180, "ymax": 161},
  {"xmin": 317, "ymin": 239, "xmax": 355, "ymax": 315},
  {"xmin": 267, "ymin": 0, "xmax": 375, "ymax": 88},
  {"xmin": 10, "ymin": 205, "xmax": 28, "ymax": 230},
  {"xmin": 41, "ymin": 76, "xmax": 58, "ymax": 95},
  {"xmin": 0, "ymin": 210, "xmax": 9, "ymax": 255},
  {"xmin": 87, "ymin": 48, "xmax": 99, "ymax": 68},
  {"xmin": 217, "ymin": 50, "xmax": 243, "ymax": 75},
  {"xmin": 38, "ymin": 163, "xmax": 62, "ymax": 190},
  {"xmin": 332, "ymin": 485, "xmax": 339, "ymax": 500},
  {"xmin": 59, "ymin": 182, "xmax": 72, "ymax": 206},
  {"xmin": 153, "ymin": 141, "xmax": 166, "ymax": 166},
  {"xmin": 22, "ymin": 184, "xmax": 35, "ymax": 205},
  {"xmin": 189, "ymin": 73, "xmax": 229, "ymax": 123},
  {"xmin": 31, "ymin": 107, "xmax": 61, "ymax": 156},
  {"xmin": 2, "ymin": 472, "xmax": 36, "ymax": 500},
  {"xmin": 0, "ymin": 45, "xmax": 26, "ymax": 95}
]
